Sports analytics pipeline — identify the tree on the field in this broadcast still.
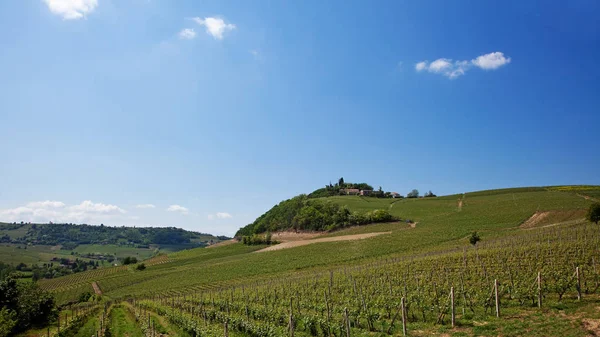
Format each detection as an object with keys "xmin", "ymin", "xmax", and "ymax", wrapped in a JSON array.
[
  {"xmin": 587, "ymin": 203, "xmax": 600, "ymax": 225},
  {"xmin": 469, "ymin": 232, "xmax": 481, "ymax": 245},
  {"xmin": 407, "ymin": 189, "xmax": 419, "ymax": 198},
  {"xmin": 338, "ymin": 177, "xmax": 345, "ymax": 187}
]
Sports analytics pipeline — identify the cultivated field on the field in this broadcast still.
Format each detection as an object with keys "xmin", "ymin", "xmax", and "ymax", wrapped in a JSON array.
[{"xmin": 24, "ymin": 186, "xmax": 600, "ymax": 336}]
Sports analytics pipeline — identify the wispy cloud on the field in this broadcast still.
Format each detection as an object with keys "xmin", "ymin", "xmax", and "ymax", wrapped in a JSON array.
[
  {"xmin": 415, "ymin": 52, "xmax": 511, "ymax": 79},
  {"xmin": 135, "ymin": 204, "xmax": 156, "ymax": 209},
  {"xmin": 167, "ymin": 205, "xmax": 189, "ymax": 214},
  {"xmin": 43, "ymin": 0, "xmax": 98, "ymax": 20},
  {"xmin": 208, "ymin": 212, "xmax": 232, "ymax": 220},
  {"xmin": 192, "ymin": 17, "xmax": 236, "ymax": 40},
  {"xmin": 0, "ymin": 200, "xmax": 126, "ymax": 224},
  {"xmin": 178, "ymin": 28, "xmax": 196, "ymax": 40}
]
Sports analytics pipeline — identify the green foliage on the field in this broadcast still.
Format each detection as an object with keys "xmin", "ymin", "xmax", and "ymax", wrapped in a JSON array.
[
  {"xmin": 469, "ymin": 231, "xmax": 481, "ymax": 245},
  {"xmin": 136, "ymin": 263, "xmax": 146, "ymax": 271},
  {"xmin": 78, "ymin": 291, "xmax": 92, "ymax": 303},
  {"xmin": 587, "ymin": 203, "xmax": 600, "ymax": 224},
  {"xmin": 0, "ymin": 222, "xmax": 224, "ymax": 248},
  {"xmin": 236, "ymin": 195, "xmax": 397, "ymax": 236},
  {"xmin": 407, "ymin": 189, "xmax": 419, "ymax": 198},
  {"xmin": 0, "ymin": 276, "xmax": 57, "ymax": 335},
  {"xmin": 0, "ymin": 307, "xmax": 16, "ymax": 337},
  {"xmin": 122, "ymin": 256, "xmax": 138, "ymax": 265}
]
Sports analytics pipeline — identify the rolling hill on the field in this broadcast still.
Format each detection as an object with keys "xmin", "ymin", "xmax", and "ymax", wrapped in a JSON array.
[{"xmin": 7, "ymin": 185, "xmax": 600, "ymax": 336}]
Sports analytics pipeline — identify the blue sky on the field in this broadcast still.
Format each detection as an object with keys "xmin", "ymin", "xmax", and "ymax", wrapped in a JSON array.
[{"xmin": 0, "ymin": 0, "xmax": 599, "ymax": 236}]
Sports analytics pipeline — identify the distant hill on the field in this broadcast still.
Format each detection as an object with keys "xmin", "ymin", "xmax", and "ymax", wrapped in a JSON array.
[{"xmin": 0, "ymin": 222, "xmax": 228, "ymax": 249}]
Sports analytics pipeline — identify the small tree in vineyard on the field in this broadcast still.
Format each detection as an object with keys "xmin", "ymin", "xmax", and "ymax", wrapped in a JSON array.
[
  {"xmin": 587, "ymin": 203, "xmax": 600, "ymax": 225},
  {"xmin": 469, "ymin": 231, "xmax": 481, "ymax": 245}
]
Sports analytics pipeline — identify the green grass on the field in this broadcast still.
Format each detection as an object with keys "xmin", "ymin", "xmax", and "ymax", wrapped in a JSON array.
[{"xmin": 108, "ymin": 305, "xmax": 144, "ymax": 337}]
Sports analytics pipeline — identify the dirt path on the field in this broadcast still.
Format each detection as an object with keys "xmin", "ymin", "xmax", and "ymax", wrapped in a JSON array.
[
  {"xmin": 92, "ymin": 281, "xmax": 102, "ymax": 295},
  {"xmin": 255, "ymin": 232, "xmax": 391, "ymax": 253},
  {"xmin": 578, "ymin": 193, "xmax": 600, "ymax": 203}
]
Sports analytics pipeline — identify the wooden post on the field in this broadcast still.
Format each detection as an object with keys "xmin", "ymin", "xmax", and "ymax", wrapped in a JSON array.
[
  {"xmin": 494, "ymin": 279, "xmax": 500, "ymax": 318},
  {"xmin": 224, "ymin": 319, "xmax": 229, "ymax": 337},
  {"xmin": 450, "ymin": 287, "xmax": 455, "ymax": 328},
  {"xmin": 47, "ymin": 327, "xmax": 50, "ymax": 337},
  {"xmin": 576, "ymin": 267, "xmax": 582, "ymax": 301},
  {"xmin": 537, "ymin": 272, "xmax": 542, "ymax": 308},
  {"xmin": 289, "ymin": 298, "xmax": 294, "ymax": 337},
  {"xmin": 401, "ymin": 297, "xmax": 407, "ymax": 336},
  {"xmin": 344, "ymin": 307, "xmax": 351, "ymax": 337}
]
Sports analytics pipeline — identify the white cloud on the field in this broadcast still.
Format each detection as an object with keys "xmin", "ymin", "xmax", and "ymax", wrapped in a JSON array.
[
  {"xmin": 26, "ymin": 201, "xmax": 65, "ymax": 208},
  {"xmin": 0, "ymin": 200, "xmax": 126, "ymax": 224},
  {"xmin": 472, "ymin": 52, "xmax": 511, "ymax": 70},
  {"xmin": 415, "ymin": 52, "xmax": 511, "ymax": 79},
  {"xmin": 70, "ymin": 200, "xmax": 125, "ymax": 214},
  {"xmin": 178, "ymin": 28, "xmax": 196, "ymax": 40},
  {"xmin": 43, "ymin": 0, "xmax": 98, "ymax": 20},
  {"xmin": 167, "ymin": 205, "xmax": 189, "ymax": 214},
  {"xmin": 135, "ymin": 204, "xmax": 156, "ymax": 209},
  {"xmin": 208, "ymin": 212, "xmax": 232, "ymax": 220},
  {"xmin": 193, "ymin": 17, "xmax": 236, "ymax": 40}
]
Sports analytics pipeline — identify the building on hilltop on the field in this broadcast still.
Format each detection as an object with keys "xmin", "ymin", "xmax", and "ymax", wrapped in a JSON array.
[
  {"xmin": 391, "ymin": 192, "xmax": 401, "ymax": 198},
  {"xmin": 360, "ymin": 189, "xmax": 373, "ymax": 196},
  {"xmin": 341, "ymin": 188, "xmax": 360, "ymax": 195}
]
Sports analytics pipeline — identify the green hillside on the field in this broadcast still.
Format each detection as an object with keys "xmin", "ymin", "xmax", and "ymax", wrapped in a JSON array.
[{"xmin": 5, "ymin": 185, "xmax": 600, "ymax": 336}]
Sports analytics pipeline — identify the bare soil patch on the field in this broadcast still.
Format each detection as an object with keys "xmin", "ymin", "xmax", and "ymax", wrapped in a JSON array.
[
  {"xmin": 583, "ymin": 318, "xmax": 600, "ymax": 336},
  {"xmin": 271, "ymin": 231, "xmax": 321, "ymax": 242},
  {"xmin": 92, "ymin": 281, "xmax": 102, "ymax": 295},
  {"xmin": 256, "ymin": 232, "xmax": 391, "ymax": 253},
  {"xmin": 520, "ymin": 209, "xmax": 587, "ymax": 229},
  {"xmin": 520, "ymin": 211, "xmax": 550, "ymax": 229}
]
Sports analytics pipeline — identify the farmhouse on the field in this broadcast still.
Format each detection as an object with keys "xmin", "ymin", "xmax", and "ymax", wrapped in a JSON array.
[
  {"xmin": 341, "ymin": 188, "xmax": 360, "ymax": 195},
  {"xmin": 360, "ymin": 189, "xmax": 373, "ymax": 196},
  {"xmin": 391, "ymin": 192, "xmax": 401, "ymax": 198}
]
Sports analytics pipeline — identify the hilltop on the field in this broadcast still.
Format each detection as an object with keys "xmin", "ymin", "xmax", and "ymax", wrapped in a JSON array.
[{"xmin": 235, "ymin": 178, "xmax": 431, "ymax": 237}]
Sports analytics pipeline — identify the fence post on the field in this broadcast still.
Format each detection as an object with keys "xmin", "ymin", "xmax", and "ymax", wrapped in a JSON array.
[
  {"xmin": 224, "ymin": 319, "xmax": 229, "ymax": 337},
  {"xmin": 344, "ymin": 307, "xmax": 350, "ymax": 337},
  {"xmin": 451, "ymin": 286, "xmax": 455, "ymax": 328},
  {"xmin": 537, "ymin": 272, "xmax": 542, "ymax": 308},
  {"xmin": 576, "ymin": 266, "xmax": 582, "ymax": 301},
  {"xmin": 494, "ymin": 279, "xmax": 500, "ymax": 318},
  {"xmin": 401, "ymin": 296, "xmax": 407, "ymax": 336}
]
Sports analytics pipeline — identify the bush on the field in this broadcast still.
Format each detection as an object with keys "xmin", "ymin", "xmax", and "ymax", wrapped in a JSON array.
[
  {"xmin": 122, "ymin": 257, "xmax": 138, "ymax": 265},
  {"xmin": 470, "ymin": 232, "xmax": 481, "ymax": 245},
  {"xmin": 587, "ymin": 203, "xmax": 600, "ymax": 225},
  {"xmin": 136, "ymin": 263, "xmax": 146, "ymax": 271}
]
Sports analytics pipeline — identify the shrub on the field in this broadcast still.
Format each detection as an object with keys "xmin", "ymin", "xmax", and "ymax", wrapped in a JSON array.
[
  {"xmin": 587, "ymin": 203, "xmax": 600, "ymax": 225},
  {"xmin": 470, "ymin": 232, "xmax": 481, "ymax": 245},
  {"xmin": 136, "ymin": 263, "xmax": 146, "ymax": 271}
]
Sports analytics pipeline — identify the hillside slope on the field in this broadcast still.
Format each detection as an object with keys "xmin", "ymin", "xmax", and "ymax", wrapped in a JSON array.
[{"xmin": 39, "ymin": 186, "xmax": 598, "ymax": 304}]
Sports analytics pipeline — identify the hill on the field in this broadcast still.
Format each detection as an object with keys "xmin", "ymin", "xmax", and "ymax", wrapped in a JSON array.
[
  {"xmin": 6, "ymin": 185, "xmax": 600, "ymax": 336},
  {"xmin": 0, "ymin": 222, "xmax": 228, "ymax": 279}
]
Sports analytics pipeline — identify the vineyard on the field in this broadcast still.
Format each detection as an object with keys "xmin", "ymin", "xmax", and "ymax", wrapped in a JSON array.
[{"xmin": 20, "ymin": 186, "xmax": 600, "ymax": 336}]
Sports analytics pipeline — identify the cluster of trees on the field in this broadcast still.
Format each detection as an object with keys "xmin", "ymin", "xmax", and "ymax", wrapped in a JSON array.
[
  {"xmin": 0, "ymin": 276, "xmax": 57, "ymax": 336},
  {"xmin": 122, "ymin": 256, "xmax": 138, "ymax": 265},
  {"xmin": 236, "ymin": 195, "xmax": 398, "ymax": 236},
  {"xmin": 0, "ymin": 222, "xmax": 222, "ymax": 248},
  {"xmin": 406, "ymin": 189, "xmax": 437, "ymax": 198},
  {"xmin": 309, "ymin": 178, "xmax": 374, "ymax": 198},
  {"xmin": 22, "ymin": 258, "xmax": 99, "ymax": 281},
  {"xmin": 241, "ymin": 232, "xmax": 276, "ymax": 246}
]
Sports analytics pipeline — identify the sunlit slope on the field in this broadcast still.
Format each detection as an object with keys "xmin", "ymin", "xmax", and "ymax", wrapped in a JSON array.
[{"xmin": 43, "ymin": 187, "xmax": 596, "ymax": 303}]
